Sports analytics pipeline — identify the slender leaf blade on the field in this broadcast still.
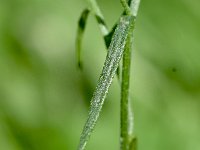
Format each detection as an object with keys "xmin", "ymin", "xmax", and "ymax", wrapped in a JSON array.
[
  {"xmin": 103, "ymin": 23, "xmax": 123, "ymax": 80},
  {"xmin": 78, "ymin": 15, "xmax": 135, "ymax": 150},
  {"xmin": 76, "ymin": 9, "xmax": 90, "ymax": 69},
  {"xmin": 87, "ymin": 0, "xmax": 109, "ymax": 36}
]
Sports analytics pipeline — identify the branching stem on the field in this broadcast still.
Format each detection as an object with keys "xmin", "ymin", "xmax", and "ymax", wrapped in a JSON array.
[
  {"xmin": 77, "ymin": 1, "xmax": 141, "ymax": 150},
  {"xmin": 120, "ymin": 0, "xmax": 132, "ymax": 15}
]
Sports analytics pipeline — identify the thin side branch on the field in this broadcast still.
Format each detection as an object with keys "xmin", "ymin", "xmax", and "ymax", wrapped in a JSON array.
[{"xmin": 120, "ymin": 0, "xmax": 132, "ymax": 15}]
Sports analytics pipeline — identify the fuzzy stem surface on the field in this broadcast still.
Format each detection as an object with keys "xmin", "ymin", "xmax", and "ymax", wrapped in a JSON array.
[{"xmin": 120, "ymin": 24, "xmax": 134, "ymax": 150}]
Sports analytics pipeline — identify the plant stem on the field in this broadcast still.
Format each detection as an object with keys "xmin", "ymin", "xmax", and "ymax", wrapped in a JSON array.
[
  {"xmin": 120, "ymin": 1, "xmax": 141, "ymax": 149},
  {"xmin": 129, "ymin": 0, "xmax": 141, "ymax": 17},
  {"xmin": 120, "ymin": 25, "xmax": 134, "ymax": 150}
]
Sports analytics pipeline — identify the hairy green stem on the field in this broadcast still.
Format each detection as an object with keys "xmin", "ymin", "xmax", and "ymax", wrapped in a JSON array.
[
  {"xmin": 120, "ymin": 24, "xmax": 134, "ymax": 150},
  {"xmin": 120, "ymin": 0, "xmax": 141, "ymax": 149}
]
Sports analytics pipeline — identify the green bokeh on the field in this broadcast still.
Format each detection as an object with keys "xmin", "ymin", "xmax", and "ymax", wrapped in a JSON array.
[{"xmin": 0, "ymin": 0, "xmax": 200, "ymax": 150}]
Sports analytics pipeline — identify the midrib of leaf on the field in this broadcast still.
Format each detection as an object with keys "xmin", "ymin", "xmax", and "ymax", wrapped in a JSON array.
[{"xmin": 78, "ymin": 15, "xmax": 135, "ymax": 150}]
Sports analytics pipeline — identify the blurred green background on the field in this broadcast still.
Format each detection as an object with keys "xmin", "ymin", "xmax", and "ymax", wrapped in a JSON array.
[{"xmin": 0, "ymin": 0, "xmax": 200, "ymax": 150}]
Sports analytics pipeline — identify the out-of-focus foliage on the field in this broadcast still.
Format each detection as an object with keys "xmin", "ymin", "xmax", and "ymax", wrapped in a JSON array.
[{"xmin": 0, "ymin": 0, "xmax": 199, "ymax": 150}]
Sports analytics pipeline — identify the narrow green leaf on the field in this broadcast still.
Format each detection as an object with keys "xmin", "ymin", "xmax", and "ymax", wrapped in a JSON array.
[
  {"xmin": 95, "ymin": 14, "xmax": 109, "ymax": 37},
  {"xmin": 76, "ymin": 9, "xmax": 90, "ymax": 69},
  {"xmin": 78, "ymin": 15, "xmax": 135, "ymax": 150},
  {"xmin": 103, "ymin": 24, "xmax": 123, "ymax": 80},
  {"xmin": 87, "ymin": 0, "xmax": 109, "ymax": 36},
  {"xmin": 103, "ymin": 0, "xmax": 133, "ymax": 48},
  {"xmin": 103, "ymin": 0, "xmax": 138, "ymax": 81},
  {"xmin": 75, "ymin": 7, "xmax": 121, "ymax": 79}
]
